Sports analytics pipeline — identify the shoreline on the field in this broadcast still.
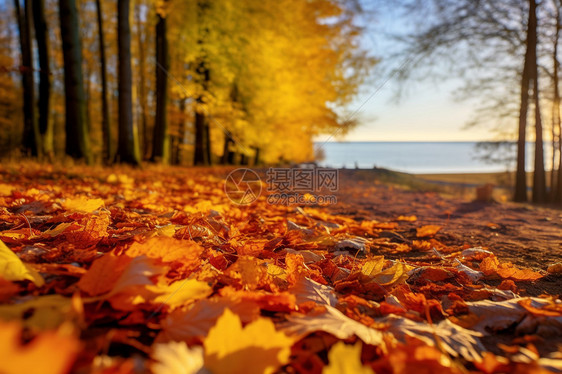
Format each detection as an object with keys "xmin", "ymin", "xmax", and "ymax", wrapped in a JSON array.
[{"xmin": 414, "ymin": 171, "xmax": 515, "ymax": 187}]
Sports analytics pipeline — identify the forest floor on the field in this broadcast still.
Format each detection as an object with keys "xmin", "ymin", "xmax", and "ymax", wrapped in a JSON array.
[{"xmin": 0, "ymin": 162, "xmax": 561, "ymax": 373}]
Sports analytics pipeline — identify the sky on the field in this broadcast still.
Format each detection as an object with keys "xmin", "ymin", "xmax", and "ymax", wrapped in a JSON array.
[
  {"xmin": 318, "ymin": 1, "xmax": 496, "ymax": 143},
  {"xmin": 332, "ymin": 79, "xmax": 492, "ymax": 142}
]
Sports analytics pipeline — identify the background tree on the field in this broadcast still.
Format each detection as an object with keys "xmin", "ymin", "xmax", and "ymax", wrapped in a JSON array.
[
  {"xmin": 0, "ymin": 6, "xmax": 20, "ymax": 155},
  {"xmin": 115, "ymin": 0, "xmax": 141, "ymax": 165},
  {"xmin": 553, "ymin": 0, "xmax": 562, "ymax": 203},
  {"xmin": 3, "ymin": 0, "xmax": 372, "ymax": 167},
  {"xmin": 134, "ymin": 1, "xmax": 152, "ymax": 160},
  {"xmin": 382, "ymin": 0, "xmax": 561, "ymax": 203},
  {"xmin": 59, "ymin": 0, "xmax": 92, "ymax": 163},
  {"xmin": 32, "ymin": 0, "xmax": 53, "ymax": 159},
  {"xmin": 529, "ymin": 0, "xmax": 547, "ymax": 203},
  {"xmin": 151, "ymin": 0, "xmax": 170, "ymax": 163},
  {"xmin": 95, "ymin": 0, "xmax": 112, "ymax": 163},
  {"xmin": 516, "ymin": 0, "xmax": 535, "ymax": 202},
  {"xmin": 14, "ymin": 0, "xmax": 39, "ymax": 157}
]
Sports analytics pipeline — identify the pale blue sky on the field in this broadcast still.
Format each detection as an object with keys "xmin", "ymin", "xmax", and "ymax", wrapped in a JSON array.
[
  {"xmin": 322, "ymin": 1, "xmax": 496, "ymax": 143},
  {"xmin": 337, "ymin": 79, "xmax": 491, "ymax": 142}
]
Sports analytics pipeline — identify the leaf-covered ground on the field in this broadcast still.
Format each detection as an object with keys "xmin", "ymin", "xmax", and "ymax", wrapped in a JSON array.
[{"xmin": 0, "ymin": 163, "xmax": 561, "ymax": 374}]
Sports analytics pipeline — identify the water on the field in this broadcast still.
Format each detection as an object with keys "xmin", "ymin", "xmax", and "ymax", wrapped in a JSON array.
[{"xmin": 315, "ymin": 141, "xmax": 553, "ymax": 174}]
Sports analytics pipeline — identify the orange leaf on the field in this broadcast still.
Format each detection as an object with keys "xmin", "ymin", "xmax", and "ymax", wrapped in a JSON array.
[
  {"xmin": 416, "ymin": 225, "xmax": 441, "ymax": 238},
  {"xmin": 126, "ymin": 237, "xmax": 203, "ymax": 274},
  {"xmin": 61, "ymin": 196, "xmax": 104, "ymax": 213},
  {"xmin": 0, "ymin": 321, "xmax": 79, "ymax": 374},
  {"xmin": 77, "ymin": 252, "xmax": 161, "ymax": 296},
  {"xmin": 518, "ymin": 298, "xmax": 562, "ymax": 317},
  {"xmin": 396, "ymin": 215, "xmax": 417, "ymax": 222}
]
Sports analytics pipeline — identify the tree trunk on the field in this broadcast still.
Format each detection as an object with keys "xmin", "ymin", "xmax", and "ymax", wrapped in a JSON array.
[
  {"xmin": 532, "ymin": 78, "xmax": 547, "ymax": 203},
  {"xmin": 172, "ymin": 97, "xmax": 187, "ymax": 165},
  {"xmin": 515, "ymin": 0, "xmax": 535, "ymax": 202},
  {"xmin": 529, "ymin": 0, "xmax": 546, "ymax": 203},
  {"xmin": 194, "ymin": 60, "xmax": 210, "ymax": 166},
  {"xmin": 194, "ymin": 100, "xmax": 208, "ymax": 165},
  {"xmin": 135, "ymin": 5, "xmax": 150, "ymax": 160},
  {"xmin": 152, "ymin": 8, "xmax": 170, "ymax": 163},
  {"xmin": 193, "ymin": 0, "xmax": 211, "ymax": 166},
  {"xmin": 221, "ymin": 132, "xmax": 233, "ymax": 164},
  {"xmin": 95, "ymin": 0, "xmax": 112, "ymax": 163},
  {"xmin": 240, "ymin": 153, "xmax": 248, "ymax": 165},
  {"xmin": 115, "ymin": 0, "xmax": 141, "ymax": 165},
  {"xmin": 552, "ymin": 2, "xmax": 561, "ymax": 202},
  {"xmin": 253, "ymin": 146, "xmax": 260, "ymax": 166},
  {"xmin": 14, "ymin": 0, "xmax": 40, "ymax": 157},
  {"xmin": 59, "ymin": 0, "xmax": 91, "ymax": 163},
  {"xmin": 204, "ymin": 121, "xmax": 212, "ymax": 164},
  {"xmin": 552, "ymin": 0, "xmax": 562, "ymax": 204},
  {"xmin": 32, "ymin": 0, "xmax": 52, "ymax": 159}
]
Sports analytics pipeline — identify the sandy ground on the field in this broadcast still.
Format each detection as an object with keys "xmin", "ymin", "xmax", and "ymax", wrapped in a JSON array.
[{"xmin": 327, "ymin": 169, "xmax": 562, "ymax": 296}]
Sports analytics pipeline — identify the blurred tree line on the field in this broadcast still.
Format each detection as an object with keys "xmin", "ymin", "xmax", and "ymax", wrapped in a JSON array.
[
  {"xmin": 1, "ymin": 0, "xmax": 373, "ymax": 166},
  {"xmin": 387, "ymin": 0, "xmax": 562, "ymax": 204}
]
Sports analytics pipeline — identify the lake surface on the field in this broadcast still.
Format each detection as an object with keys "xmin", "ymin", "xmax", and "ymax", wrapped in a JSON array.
[{"xmin": 315, "ymin": 141, "xmax": 551, "ymax": 174}]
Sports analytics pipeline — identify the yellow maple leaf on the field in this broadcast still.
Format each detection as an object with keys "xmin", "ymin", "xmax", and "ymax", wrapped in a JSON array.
[
  {"xmin": 150, "ymin": 279, "xmax": 213, "ymax": 309},
  {"xmin": 0, "ymin": 239, "xmax": 44, "ymax": 286},
  {"xmin": 61, "ymin": 196, "xmax": 104, "ymax": 213},
  {"xmin": 361, "ymin": 256, "xmax": 385, "ymax": 277},
  {"xmin": 371, "ymin": 261, "xmax": 412, "ymax": 286},
  {"xmin": 203, "ymin": 308, "xmax": 293, "ymax": 374},
  {"xmin": 323, "ymin": 342, "xmax": 374, "ymax": 374},
  {"xmin": 158, "ymin": 296, "xmax": 261, "ymax": 343}
]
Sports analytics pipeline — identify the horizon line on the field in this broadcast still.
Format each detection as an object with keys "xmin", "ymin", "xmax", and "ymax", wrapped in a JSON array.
[{"xmin": 314, "ymin": 140, "xmax": 516, "ymax": 143}]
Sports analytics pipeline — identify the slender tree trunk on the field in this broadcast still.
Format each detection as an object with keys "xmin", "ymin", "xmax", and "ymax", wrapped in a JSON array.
[
  {"xmin": 552, "ymin": 3, "xmax": 561, "ymax": 202},
  {"xmin": 204, "ymin": 120, "xmax": 211, "ymax": 164},
  {"xmin": 32, "ymin": 0, "xmax": 52, "ymax": 159},
  {"xmin": 84, "ymin": 62, "xmax": 92, "ymax": 133},
  {"xmin": 515, "ymin": 0, "xmax": 535, "ymax": 202},
  {"xmin": 194, "ymin": 0, "xmax": 211, "ymax": 166},
  {"xmin": 558, "ymin": 115, "xmax": 562, "ymax": 203},
  {"xmin": 95, "ymin": 0, "xmax": 112, "ymax": 163},
  {"xmin": 59, "ymin": 0, "xmax": 91, "ymax": 163},
  {"xmin": 529, "ymin": 0, "xmax": 546, "ymax": 203},
  {"xmin": 135, "ymin": 5, "xmax": 149, "ymax": 159},
  {"xmin": 173, "ymin": 97, "xmax": 187, "ymax": 165},
  {"xmin": 552, "ymin": 0, "xmax": 562, "ymax": 204},
  {"xmin": 533, "ymin": 79, "xmax": 547, "ymax": 203},
  {"xmin": 152, "ymin": 7, "xmax": 170, "ymax": 163},
  {"xmin": 115, "ymin": 0, "xmax": 141, "ymax": 165},
  {"xmin": 253, "ymin": 146, "xmax": 260, "ymax": 166},
  {"xmin": 14, "ymin": 0, "xmax": 40, "ymax": 157},
  {"xmin": 194, "ymin": 100, "xmax": 208, "ymax": 165},
  {"xmin": 194, "ymin": 60, "xmax": 210, "ymax": 165},
  {"xmin": 221, "ymin": 132, "xmax": 233, "ymax": 164}
]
